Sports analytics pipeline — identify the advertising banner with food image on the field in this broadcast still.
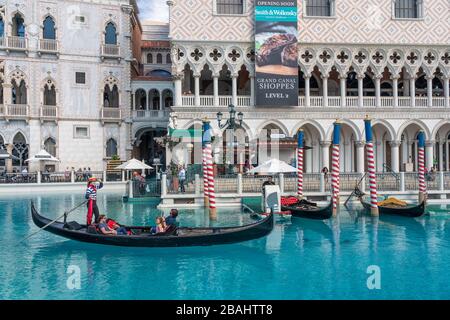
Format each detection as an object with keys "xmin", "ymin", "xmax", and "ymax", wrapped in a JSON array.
[{"xmin": 255, "ymin": 0, "xmax": 298, "ymax": 106}]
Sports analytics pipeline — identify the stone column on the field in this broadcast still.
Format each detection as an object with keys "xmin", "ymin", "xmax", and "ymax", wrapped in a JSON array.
[
  {"xmin": 250, "ymin": 75, "xmax": 255, "ymax": 106},
  {"xmin": 231, "ymin": 74, "xmax": 238, "ymax": 106},
  {"xmin": 375, "ymin": 75, "xmax": 381, "ymax": 107},
  {"xmin": 6, "ymin": 144, "xmax": 13, "ymax": 173},
  {"xmin": 439, "ymin": 141, "xmax": 444, "ymax": 172},
  {"xmin": 213, "ymin": 75, "xmax": 219, "ymax": 107},
  {"xmin": 389, "ymin": 141, "xmax": 401, "ymax": 173},
  {"xmin": 427, "ymin": 76, "xmax": 433, "ymax": 107},
  {"xmin": 320, "ymin": 141, "xmax": 331, "ymax": 170},
  {"xmin": 357, "ymin": 74, "xmax": 364, "ymax": 107},
  {"xmin": 410, "ymin": 76, "xmax": 416, "ymax": 108},
  {"xmin": 355, "ymin": 141, "xmax": 365, "ymax": 173},
  {"xmin": 339, "ymin": 75, "xmax": 346, "ymax": 108},
  {"xmin": 444, "ymin": 77, "xmax": 450, "ymax": 108},
  {"xmin": 322, "ymin": 75, "xmax": 328, "ymax": 108},
  {"xmin": 392, "ymin": 76, "xmax": 399, "ymax": 108},
  {"xmin": 305, "ymin": 74, "xmax": 311, "ymax": 107},
  {"xmin": 174, "ymin": 76, "xmax": 182, "ymax": 107},
  {"xmin": 194, "ymin": 75, "xmax": 200, "ymax": 106},
  {"xmin": 426, "ymin": 140, "xmax": 434, "ymax": 170}
]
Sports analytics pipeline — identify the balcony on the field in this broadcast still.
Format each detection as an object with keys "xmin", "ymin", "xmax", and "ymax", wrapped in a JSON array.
[
  {"xmin": 40, "ymin": 105, "xmax": 58, "ymax": 122},
  {"xmin": 180, "ymin": 95, "xmax": 251, "ymax": 107},
  {"xmin": 38, "ymin": 39, "xmax": 59, "ymax": 55},
  {"xmin": 6, "ymin": 36, "xmax": 28, "ymax": 52},
  {"xmin": 100, "ymin": 44, "xmax": 121, "ymax": 60},
  {"xmin": 4, "ymin": 104, "xmax": 29, "ymax": 122},
  {"xmin": 101, "ymin": 107, "xmax": 122, "ymax": 124}
]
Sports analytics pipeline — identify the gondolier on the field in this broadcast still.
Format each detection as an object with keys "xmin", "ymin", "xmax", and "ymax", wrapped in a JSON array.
[{"xmin": 85, "ymin": 177, "xmax": 103, "ymax": 225}]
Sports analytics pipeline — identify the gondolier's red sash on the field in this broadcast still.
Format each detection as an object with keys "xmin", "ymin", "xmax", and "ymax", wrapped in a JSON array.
[{"xmin": 87, "ymin": 199, "xmax": 94, "ymax": 225}]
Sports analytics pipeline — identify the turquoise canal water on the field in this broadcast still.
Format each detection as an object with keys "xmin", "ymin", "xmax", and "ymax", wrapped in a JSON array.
[{"xmin": 1, "ymin": 191, "xmax": 450, "ymax": 300}]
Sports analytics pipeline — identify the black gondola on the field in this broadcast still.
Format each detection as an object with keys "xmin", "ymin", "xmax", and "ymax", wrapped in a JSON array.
[
  {"xmin": 31, "ymin": 202, "xmax": 274, "ymax": 247},
  {"xmin": 281, "ymin": 198, "xmax": 333, "ymax": 220},
  {"xmin": 358, "ymin": 197, "xmax": 425, "ymax": 218}
]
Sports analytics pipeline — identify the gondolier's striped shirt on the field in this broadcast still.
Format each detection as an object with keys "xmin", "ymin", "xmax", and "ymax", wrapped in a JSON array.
[{"xmin": 85, "ymin": 183, "xmax": 103, "ymax": 200}]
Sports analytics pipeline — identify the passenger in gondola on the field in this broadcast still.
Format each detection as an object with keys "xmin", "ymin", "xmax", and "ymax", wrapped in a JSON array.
[
  {"xmin": 150, "ymin": 216, "xmax": 167, "ymax": 234},
  {"xmin": 165, "ymin": 209, "xmax": 179, "ymax": 227},
  {"xmin": 106, "ymin": 218, "xmax": 128, "ymax": 235},
  {"xmin": 97, "ymin": 215, "xmax": 117, "ymax": 235},
  {"xmin": 85, "ymin": 177, "xmax": 103, "ymax": 225}
]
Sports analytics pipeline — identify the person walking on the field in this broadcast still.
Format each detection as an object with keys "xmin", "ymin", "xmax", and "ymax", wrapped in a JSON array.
[{"xmin": 178, "ymin": 165, "xmax": 186, "ymax": 193}]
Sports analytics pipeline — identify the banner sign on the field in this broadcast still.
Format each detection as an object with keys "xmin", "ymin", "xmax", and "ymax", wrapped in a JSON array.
[{"xmin": 255, "ymin": 0, "xmax": 298, "ymax": 106}]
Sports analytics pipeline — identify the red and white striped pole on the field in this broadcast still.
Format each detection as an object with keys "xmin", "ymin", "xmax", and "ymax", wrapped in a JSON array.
[
  {"xmin": 364, "ymin": 116, "xmax": 379, "ymax": 216},
  {"xmin": 418, "ymin": 131, "xmax": 427, "ymax": 204},
  {"xmin": 297, "ymin": 129, "xmax": 305, "ymax": 198},
  {"xmin": 203, "ymin": 120, "xmax": 217, "ymax": 219},
  {"xmin": 331, "ymin": 121, "xmax": 341, "ymax": 217},
  {"xmin": 202, "ymin": 120, "xmax": 210, "ymax": 208}
]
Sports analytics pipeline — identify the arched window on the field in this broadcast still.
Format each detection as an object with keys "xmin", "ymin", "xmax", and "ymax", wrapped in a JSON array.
[
  {"xmin": 43, "ymin": 16, "xmax": 56, "ymax": 40},
  {"xmin": 12, "ymin": 79, "xmax": 27, "ymax": 104},
  {"xmin": 148, "ymin": 69, "xmax": 171, "ymax": 77},
  {"xmin": 149, "ymin": 89, "xmax": 160, "ymax": 110},
  {"xmin": 12, "ymin": 132, "xmax": 28, "ymax": 168},
  {"xmin": 162, "ymin": 89, "xmax": 173, "ymax": 108},
  {"xmin": 103, "ymin": 84, "xmax": 119, "ymax": 108},
  {"xmin": 44, "ymin": 137, "xmax": 56, "ymax": 157},
  {"xmin": 12, "ymin": 13, "xmax": 25, "ymax": 37},
  {"xmin": 156, "ymin": 53, "xmax": 163, "ymax": 64},
  {"xmin": 0, "ymin": 135, "xmax": 5, "ymax": 168},
  {"xmin": 306, "ymin": 0, "xmax": 334, "ymax": 17},
  {"xmin": 147, "ymin": 53, "xmax": 153, "ymax": 64},
  {"xmin": 0, "ymin": 17, "xmax": 4, "ymax": 37},
  {"xmin": 106, "ymin": 138, "xmax": 118, "ymax": 158},
  {"xmin": 394, "ymin": 0, "xmax": 421, "ymax": 19},
  {"xmin": 43, "ymin": 84, "xmax": 56, "ymax": 106},
  {"xmin": 135, "ymin": 89, "xmax": 147, "ymax": 110},
  {"xmin": 166, "ymin": 53, "xmax": 172, "ymax": 64},
  {"xmin": 105, "ymin": 22, "xmax": 117, "ymax": 45}
]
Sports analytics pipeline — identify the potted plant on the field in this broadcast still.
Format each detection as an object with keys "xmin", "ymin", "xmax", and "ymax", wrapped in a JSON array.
[{"xmin": 169, "ymin": 161, "xmax": 179, "ymax": 192}]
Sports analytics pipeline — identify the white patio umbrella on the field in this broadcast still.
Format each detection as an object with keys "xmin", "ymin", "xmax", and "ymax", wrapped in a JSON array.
[
  {"xmin": 25, "ymin": 149, "xmax": 60, "ymax": 163},
  {"xmin": 248, "ymin": 158, "xmax": 297, "ymax": 175},
  {"xmin": 115, "ymin": 158, "xmax": 153, "ymax": 170},
  {"xmin": 0, "ymin": 149, "xmax": 19, "ymax": 161}
]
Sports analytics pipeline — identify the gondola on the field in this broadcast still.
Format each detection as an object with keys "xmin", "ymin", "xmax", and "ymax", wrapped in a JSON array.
[
  {"xmin": 281, "ymin": 197, "xmax": 333, "ymax": 220},
  {"xmin": 357, "ymin": 195, "xmax": 425, "ymax": 218},
  {"xmin": 31, "ymin": 202, "xmax": 274, "ymax": 247}
]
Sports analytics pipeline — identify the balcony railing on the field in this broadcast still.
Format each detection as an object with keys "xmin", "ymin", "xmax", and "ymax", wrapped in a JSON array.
[
  {"xmin": 38, "ymin": 39, "xmax": 58, "ymax": 53},
  {"xmin": 0, "ymin": 37, "xmax": 5, "ymax": 48},
  {"xmin": 101, "ymin": 107, "xmax": 122, "ymax": 122},
  {"xmin": 7, "ymin": 36, "xmax": 27, "ymax": 51},
  {"xmin": 0, "ymin": 104, "xmax": 4, "ymax": 116},
  {"xmin": 133, "ymin": 110, "xmax": 170, "ymax": 120},
  {"xmin": 5, "ymin": 104, "xmax": 29, "ymax": 120},
  {"xmin": 181, "ymin": 95, "xmax": 251, "ymax": 107},
  {"xmin": 40, "ymin": 105, "xmax": 58, "ymax": 121},
  {"xmin": 101, "ymin": 44, "xmax": 120, "ymax": 58}
]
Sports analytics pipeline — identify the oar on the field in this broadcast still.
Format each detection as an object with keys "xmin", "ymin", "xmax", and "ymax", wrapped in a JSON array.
[{"xmin": 22, "ymin": 200, "xmax": 88, "ymax": 243}]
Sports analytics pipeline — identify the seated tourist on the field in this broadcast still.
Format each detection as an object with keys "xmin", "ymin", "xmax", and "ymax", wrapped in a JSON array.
[
  {"xmin": 106, "ymin": 218, "xmax": 128, "ymax": 235},
  {"xmin": 151, "ymin": 216, "xmax": 167, "ymax": 234},
  {"xmin": 97, "ymin": 215, "xmax": 117, "ymax": 235},
  {"xmin": 165, "ymin": 209, "xmax": 179, "ymax": 227}
]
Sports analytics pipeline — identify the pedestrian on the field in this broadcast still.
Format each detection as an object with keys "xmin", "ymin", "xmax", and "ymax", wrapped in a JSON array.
[{"xmin": 178, "ymin": 165, "xmax": 186, "ymax": 193}]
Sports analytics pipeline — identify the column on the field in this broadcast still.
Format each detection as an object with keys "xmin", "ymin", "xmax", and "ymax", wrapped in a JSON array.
[
  {"xmin": 174, "ymin": 76, "xmax": 182, "ymax": 107},
  {"xmin": 339, "ymin": 75, "xmax": 346, "ymax": 108},
  {"xmin": 389, "ymin": 141, "xmax": 401, "ymax": 173},
  {"xmin": 322, "ymin": 76, "xmax": 328, "ymax": 108},
  {"xmin": 439, "ymin": 141, "xmax": 444, "ymax": 172},
  {"xmin": 410, "ymin": 76, "xmax": 416, "ymax": 108},
  {"xmin": 6, "ymin": 144, "xmax": 13, "ymax": 173},
  {"xmin": 427, "ymin": 76, "xmax": 433, "ymax": 107},
  {"xmin": 250, "ymin": 76, "xmax": 255, "ymax": 106},
  {"xmin": 231, "ymin": 74, "xmax": 238, "ymax": 106},
  {"xmin": 392, "ymin": 76, "xmax": 399, "ymax": 108},
  {"xmin": 355, "ymin": 141, "xmax": 365, "ymax": 173},
  {"xmin": 131, "ymin": 92, "xmax": 135, "ymax": 110},
  {"xmin": 305, "ymin": 74, "xmax": 311, "ymax": 107},
  {"xmin": 159, "ymin": 94, "xmax": 163, "ymax": 111},
  {"xmin": 426, "ymin": 141, "xmax": 434, "ymax": 170},
  {"xmin": 194, "ymin": 75, "xmax": 200, "ymax": 106},
  {"xmin": 320, "ymin": 141, "xmax": 331, "ymax": 170},
  {"xmin": 375, "ymin": 76, "xmax": 381, "ymax": 107},
  {"xmin": 358, "ymin": 74, "xmax": 364, "ymax": 107},
  {"xmin": 444, "ymin": 77, "xmax": 449, "ymax": 108},
  {"xmin": 446, "ymin": 141, "xmax": 449, "ymax": 171}
]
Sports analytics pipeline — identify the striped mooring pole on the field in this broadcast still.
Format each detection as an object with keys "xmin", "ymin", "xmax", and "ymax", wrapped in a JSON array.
[
  {"xmin": 202, "ymin": 121, "xmax": 209, "ymax": 208},
  {"xmin": 364, "ymin": 116, "xmax": 379, "ymax": 216},
  {"xmin": 418, "ymin": 131, "xmax": 427, "ymax": 204},
  {"xmin": 297, "ymin": 129, "xmax": 304, "ymax": 198},
  {"xmin": 331, "ymin": 121, "xmax": 341, "ymax": 217},
  {"xmin": 203, "ymin": 120, "xmax": 217, "ymax": 219}
]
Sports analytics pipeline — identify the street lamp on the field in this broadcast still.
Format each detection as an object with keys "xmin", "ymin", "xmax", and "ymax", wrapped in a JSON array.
[{"xmin": 216, "ymin": 104, "xmax": 243, "ymax": 130}]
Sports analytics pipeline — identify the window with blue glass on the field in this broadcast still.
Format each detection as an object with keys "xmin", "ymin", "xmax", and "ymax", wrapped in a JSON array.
[
  {"xmin": 105, "ymin": 22, "xmax": 117, "ymax": 45},
  {"xmin": 0, "ymin": 17, "xmax": 4, "ymax": 37},
  {"xmin": 43, "ymin": 16, "xmax": 56, "ymax": 40},
  {"xmin": 12, "ymin": 13, "xmax": 25, "ymax": 37}
]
